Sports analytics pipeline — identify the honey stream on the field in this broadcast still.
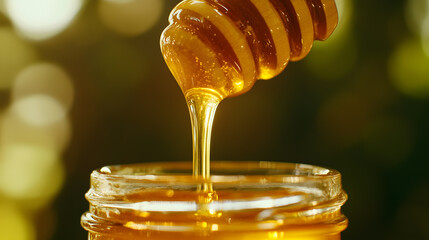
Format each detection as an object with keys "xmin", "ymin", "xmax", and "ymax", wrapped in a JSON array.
[{"xmin": 161, "ymin": 0, "xmax": 338, "ymax": 197}]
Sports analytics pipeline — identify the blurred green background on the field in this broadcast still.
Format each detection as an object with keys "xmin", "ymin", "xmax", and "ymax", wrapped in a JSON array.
[{"xmin": 0, "ymin": 0, "xmax": 428, "ymax": 239}]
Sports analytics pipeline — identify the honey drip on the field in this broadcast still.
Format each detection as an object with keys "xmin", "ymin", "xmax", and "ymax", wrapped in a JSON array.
[
  {"xmin": 186, "ymin": 89, "xmax": 220, "ymax": 179},
  {"xmin": 161, "ymin": 0, "xmax": 338, "ymax": 182},
  {"xmin": 186, "ymin": 89, "xmax": 220, "ymax": 216}
]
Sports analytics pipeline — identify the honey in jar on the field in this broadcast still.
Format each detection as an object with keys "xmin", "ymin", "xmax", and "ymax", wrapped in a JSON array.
[
  {"xmin": 81, "ymin": 162, "xmax": 348, "ymax": 240},
  {"xmin": 81, "ymin": 0, "xmax": 347, "ymax": 239}
]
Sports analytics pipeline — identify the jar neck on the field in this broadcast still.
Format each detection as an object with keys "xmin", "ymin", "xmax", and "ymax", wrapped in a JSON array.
[{"xmin": 82, "ymin": 161, "xmax": 348, "ymax": 237}]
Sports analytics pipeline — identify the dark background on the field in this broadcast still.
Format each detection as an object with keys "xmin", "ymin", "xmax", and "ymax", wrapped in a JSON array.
[{"xmin": 0, "ymin": 0, "xmax": 428, "ymax": 239}]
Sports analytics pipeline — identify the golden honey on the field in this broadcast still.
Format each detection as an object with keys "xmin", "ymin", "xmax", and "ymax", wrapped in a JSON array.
[
  {"xmin": 81, "ymin": 162, "xmax": 348, "ymax": 240},
  {"xmin": 81, "ymin": 1, "xmax": 346, "ymax": 239}
]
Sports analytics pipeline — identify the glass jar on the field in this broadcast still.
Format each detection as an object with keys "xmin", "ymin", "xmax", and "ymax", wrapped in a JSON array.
[{"xmin": 81, "ymin": 161, "xmax": 348, "ymax": 239}]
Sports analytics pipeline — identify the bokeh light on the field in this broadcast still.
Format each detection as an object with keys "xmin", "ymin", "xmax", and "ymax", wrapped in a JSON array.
[
  {"xmin": 0, "ymin": 61, "xmax": 72, "ymax": 208},
  {"xmin": 9, "ymin": 62, "xmax": 74, "ymax": 127},
  {"xmin": 422, "ymin": 21, "xmax": 429, "ymax": 57},
  {"xmin": 0, "ymin": 202, "xmax": 35, "ymax": 240},
  {"xmin": 0, "ymin": 1, "xmax": 5, "ymax": 11},
  {"xmin": 98, "ymin": 0, "xmax": 164, "ymax": 36},
  {"xmin": 11, "ymin": 95, "xmax": 68, "ymax": 127},
  {"xmin": 406, "ymin": 0, "xmax": 429, "ymax": 56},
  {"xmin": 389, "ymin": 40, "xmax": 429, "ymax": 98},
  {"xmin": 0, "ymin": 27, "xmax": 37, "ymax": 90},
  {"xmin": 0, "ymin": 109, "xmax": 72, "ymax": 153},
  {"xmin": 421, "ymin": 7, "xmax": 429, "ymax": 57},
  {"xmin": 0, "ymin": 144, "xmax": 64, "ymax": 205},
  {"xmin": 406, "ymin": 0, "xmax": 429, "ymax": 35},
  {"xmin": 12, "ymin": 62, "xmax": 74, "ymax": 110},
  {"xmin": 5, "ymin": 0, "xmax": 84, "ymax": 40}
]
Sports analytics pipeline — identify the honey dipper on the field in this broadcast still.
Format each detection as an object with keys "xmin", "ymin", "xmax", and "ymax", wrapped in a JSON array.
[{"xmin": 161, "ymin": 0, "xmax": 338, "ymax": 99}]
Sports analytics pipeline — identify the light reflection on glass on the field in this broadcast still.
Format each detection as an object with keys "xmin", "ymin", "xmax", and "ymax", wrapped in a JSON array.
[
  {"xmin": 101, "ymin": 195, "xmax": 305, "ymax": 213},
  {"xmin": 98, "ymin": 0, "xmax": 164, "ymax": 36},
  {"xmin": 5, "ymin": 0, "xmax": 84, "ymax": 40}
]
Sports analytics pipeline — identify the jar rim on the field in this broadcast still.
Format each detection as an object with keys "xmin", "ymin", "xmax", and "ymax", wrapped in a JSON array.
[
  {"xmin": 92, "ymin": 161, "xmax": 341, "ymax": 184},
  {"xmin": 83, "ymin": 161, "xmax": 347, "ymax": 235},
  {"xmin": 86, "ymin": 161, "xmax": 345, "ymax": 212}
]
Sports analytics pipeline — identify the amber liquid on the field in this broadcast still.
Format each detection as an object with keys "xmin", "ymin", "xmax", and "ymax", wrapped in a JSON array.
[
  {"xmin": 86, "ymin": 183, "xmax": 348, "ymax": 240},
  {"xmin": 87, "ymin": 0, "xmax": 342, "ymax": 239}
]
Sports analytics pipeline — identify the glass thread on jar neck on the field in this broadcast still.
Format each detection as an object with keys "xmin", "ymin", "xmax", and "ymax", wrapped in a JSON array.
[{"xmin": 82, "ymin": 161, "xmax": 347, "ymax": 239}]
